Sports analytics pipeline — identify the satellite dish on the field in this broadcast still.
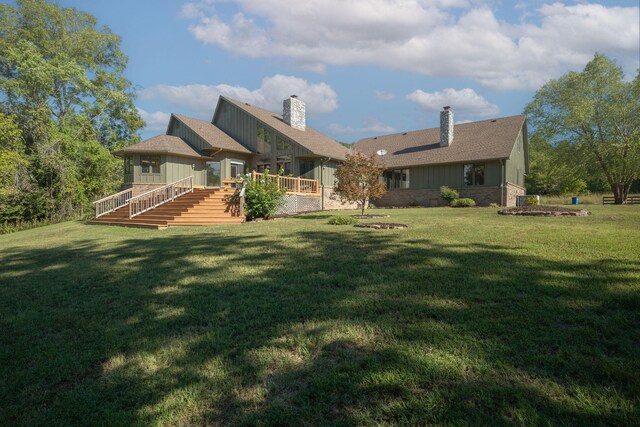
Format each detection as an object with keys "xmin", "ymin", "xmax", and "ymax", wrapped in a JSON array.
[{"xmin": 376, "ymin": 149, "xmax": 388, "ymax": 157}]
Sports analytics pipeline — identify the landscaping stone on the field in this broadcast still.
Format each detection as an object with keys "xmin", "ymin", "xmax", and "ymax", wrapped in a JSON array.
[
  {"xmin": 354, "ymin": 223, "xmax": 408, "ymax": 229},
  {"xmin": 498, "ymin": 206, "xmax": 591, "ymax": 216}
]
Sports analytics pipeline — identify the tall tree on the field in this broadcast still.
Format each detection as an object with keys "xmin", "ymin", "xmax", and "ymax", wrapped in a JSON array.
[
  {"xmin": 0, "ymin": 0, "xmax": 142, "ymax": 223},
  {"xmin": 0, "ymin": 0, "xmax": 142, "ymax": 148},
  {"xmin": 334, "ymin": 152, "xmax": 386, "ymax": 215},
  {"xmin": 525, "ymin": 54, "xmax": 640, "ymax": 204}
]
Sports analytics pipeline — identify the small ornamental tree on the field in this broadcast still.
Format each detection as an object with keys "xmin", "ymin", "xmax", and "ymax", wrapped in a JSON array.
[{"xmin": 334, "ymin": 152, "xmax": 386, "ymax": 215}]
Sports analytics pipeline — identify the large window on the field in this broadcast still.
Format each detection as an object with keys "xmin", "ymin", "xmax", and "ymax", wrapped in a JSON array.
[
  {"xmin": 464, "ymin": 163, "xmax": 485, "ymax": 185},
  {"xmin": 299, "ymin": 159, "xmax": 315, "ymax": 177},
  {"xmin": 257, "ymin": 125, "xmax": 272, "ymax": 154},
  {"xmin": 383, "ymin": 169, "xmax": 410, "ymax": 189},
  {"xmin": 276, "ymin": 134, "xmax": 291, "ymax": 151},
  {"xmin": 141, "ymin": 155, "xmax": 160, "ymax": 174},
  {"xmin": 124, "ymin": 156, "xmax": 133, "ymax": 175},
  {"xmin": 277, "ymin": 156, "xmax": 291, "ymax": 175}
]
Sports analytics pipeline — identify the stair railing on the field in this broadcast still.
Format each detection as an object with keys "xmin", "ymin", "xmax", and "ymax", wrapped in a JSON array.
[
  {"xmin": 93, "ymin": 188, "xmax": 133, "ymax": 218},
  {"xmin": 128, "ymin": 176, "xmax": 194, "ymax": 219}
]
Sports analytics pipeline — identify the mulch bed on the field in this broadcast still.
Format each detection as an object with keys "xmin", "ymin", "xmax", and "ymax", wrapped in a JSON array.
[
  {"xmin": 498, "ymin": 205, "xmax": 591, "ymax": 216},
  {"xmin": 354, "ymin": 223, "xmax": 409, "ymax": 229},
  {"xmin": 351, "ymin": 214, "xmax": 390, "ymax": 219}
]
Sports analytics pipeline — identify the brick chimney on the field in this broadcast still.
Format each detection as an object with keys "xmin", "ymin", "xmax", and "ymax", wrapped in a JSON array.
[
  {"xmin": 283, "ymin": 95, "xmax": 306, "ymax": 131},
  {"xmin": 440, "ymin": 106, "xmax": 454, "ymax": 147}
]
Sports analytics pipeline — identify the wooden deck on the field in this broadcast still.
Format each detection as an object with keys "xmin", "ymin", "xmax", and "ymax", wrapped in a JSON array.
[{"xmin": 90, "ymin": 188, "xmax": 243, "ymax": 229}]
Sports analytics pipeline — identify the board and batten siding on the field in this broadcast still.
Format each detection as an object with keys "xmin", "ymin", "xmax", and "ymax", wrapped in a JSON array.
[
  {"xmin": 129, "ymin": 154, "xmax": 163, "ymax": 184},
  {"xmin": 408, "ymin": 161, "xmax": 502, "ymax": 189},
  {"xmin": 505, "ymin": 129, "xmax": 527, "ymax": 187},
  {"xmin": 168, "ymin": 119, "xmax": 211, "ymax": 152},
  {"xmin": 215, "ymin": 100, "xmax": 317, "ymax": 174},
  {"xmin": 165, "ymin": 155, "xmax": 206, "ymax": 186}
]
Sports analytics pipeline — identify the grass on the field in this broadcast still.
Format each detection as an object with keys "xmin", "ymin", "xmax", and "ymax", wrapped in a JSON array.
[{"xmin": 1, "ymin": 206, "xmax": 639, "ymax": 425}]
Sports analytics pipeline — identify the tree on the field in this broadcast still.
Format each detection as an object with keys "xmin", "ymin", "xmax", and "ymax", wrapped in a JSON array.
[
  {"xmin": 525, "ymin": 54, "xmax": 640, "ymax": 204},
  {"xmin": 334, "ymin": 152, "xmax": 386, "ymax": 215},
  {"xmin": 0, "ymin": 0, "xmax": 142, "ymax": 224}
]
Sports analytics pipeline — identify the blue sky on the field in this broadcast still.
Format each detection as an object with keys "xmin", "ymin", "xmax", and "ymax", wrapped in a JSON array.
[{"xmin": 56, "ymin": 0, "xmax": 639, "ymax": 143}]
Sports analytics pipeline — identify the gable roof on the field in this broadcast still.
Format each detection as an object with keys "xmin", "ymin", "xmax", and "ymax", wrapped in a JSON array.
[
  {"xmin": 353, "ymin": 115, "xmax": 526, "ymax": 168},
  {"xmin": 115, "ymin": 135, "xmax": 205, "ymax": 159},
  {"xmin": 172, "ymin": 114, "xmax": 252, "ymax": 154},
  {"xmin": 216, "ymin": 96, "xmax": 351, "ymax": 160}
]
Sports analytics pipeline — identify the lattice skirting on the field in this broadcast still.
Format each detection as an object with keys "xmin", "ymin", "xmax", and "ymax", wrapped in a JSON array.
[{"xmin": 275, "ymin": 194, "xmax": 322, "ymax": 215}]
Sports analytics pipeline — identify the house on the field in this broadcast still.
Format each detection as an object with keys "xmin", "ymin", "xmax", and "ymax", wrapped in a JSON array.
[
  {"xmin": 353, "ymin": 107, "xmax": 528, "ymax": 207},
  {"xmin": 92, "ymin": 95, "xmax": 356, "ymax": 227}
]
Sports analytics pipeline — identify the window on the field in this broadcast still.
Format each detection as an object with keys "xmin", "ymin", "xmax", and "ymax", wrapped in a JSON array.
[
  {"xmin": 141, "ymin": 155, "xmax": 160, "ymax": 174},
  {"xmin": 206, "ymin": 161, "xmax": 221, "ymax": 187},
  {"xmin": 124, "ymin": 156, "xmax": 133, "ymax": 174},
  {"xmin": 383, "ymin": 169, "xmax": 410, "ymax": 189},
  {"xmin": 257, "ymin": 125, "xmax": 272, "ymax": 154},
  {"xmin": 277, "ymin": 156, "xmax": 291, "ymax": 175},
  {"xmin": 464, "ymin": 163, "xmax": 485, "ymax": 185},
  {"xmin": 276, "ymin": 135, "xmax": 291, "ymax": 151},
  {"xmin": 299, "ymin": 159, "xmax": 315, "ymax": 177},
  {"xmin": 256, "ymin": 160, "xmax": 271, "ymax": 173}
]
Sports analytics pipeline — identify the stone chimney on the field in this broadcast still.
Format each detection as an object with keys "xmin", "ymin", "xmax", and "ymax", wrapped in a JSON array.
[
  {"xmin": 283, "ymin": 95, "xmax": 306, "ymax": 131},
  {"xmin": 440, "ymin": 106, "xmax": 454, "ymax": 147}
]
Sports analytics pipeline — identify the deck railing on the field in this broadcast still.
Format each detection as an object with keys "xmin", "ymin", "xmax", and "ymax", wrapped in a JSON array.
[
  {"xmin": 93, "ymin": 188, "xmax": 133, "ymax": 218},
  {"xmin": 128, "ymin": 176, "xmax": 194, "ymax": 219},
  {"xmin": 252, "ymin": 171, "xmax": 319, "ymax": 194}
]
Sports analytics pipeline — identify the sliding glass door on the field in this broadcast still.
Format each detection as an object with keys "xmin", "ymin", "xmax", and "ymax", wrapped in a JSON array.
[{"xmin": 206, "ymin": 161, "xmax": 221, "ymax": 187}]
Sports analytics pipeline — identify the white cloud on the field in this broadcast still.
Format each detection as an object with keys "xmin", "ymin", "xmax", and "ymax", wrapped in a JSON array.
[
  {"xmin": 137, "ymin": 109, "xmax": 171, "ymax": 133},
  {"xmin": 138, "ymin": 74, "xmax": 338, "ymax": 117},
  {"xmin": 328, "ymin": 119, "xmax": 396, "ymax": 135},
  {"xmin": 406, "ymin": 88, "xmax": 499, "ymax": 118},
  {"xmin": 183, "ymin": 1, "xmax": 639, "ymax": 89},
  {"xmin": 374, "ymin": 90, "xmax": 395, "ymax": 101}
]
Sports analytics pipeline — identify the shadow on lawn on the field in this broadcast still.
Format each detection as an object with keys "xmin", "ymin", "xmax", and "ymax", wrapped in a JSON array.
[{"xmin": 1, "ymin": 227, "xmax": 639, "ymax": 425}]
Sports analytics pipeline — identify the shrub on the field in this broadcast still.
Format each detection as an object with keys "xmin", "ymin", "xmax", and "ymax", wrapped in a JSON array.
[
  {"xmin": 328, "ymin": 216, "xmax": 358, "ymax": 225},
  {"xmin": 489, "ymin": 202, "xmax": 499, "ymax": 208},
  {"xmin": 451, "ymin": 198, "xmax": 476, "ymax": 207},
  {"xmin": 526, "ymin": 196, "xmax": 539, "ymax": 206},
  {"xmin": 242, "ymin": 172, "xmax": 286, "ymax": 220},
  {"xmin": 440, "ymin": 186, "xmax": 459, "ymax": 204}
]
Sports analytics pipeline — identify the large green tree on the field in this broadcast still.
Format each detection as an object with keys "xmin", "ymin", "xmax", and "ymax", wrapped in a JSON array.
[
  {"xmin": 0, "ymin": 0, "xmax": 142, "ymax": 223},
  {"xmin": 525, "ymin": 54, "xmax": 640, "ymax": 204}
]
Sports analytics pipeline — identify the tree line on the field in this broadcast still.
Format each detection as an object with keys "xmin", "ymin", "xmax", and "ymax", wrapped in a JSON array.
[{"xmin": 0, "ymin": 0, "xmax": 142, "ymax": 227}]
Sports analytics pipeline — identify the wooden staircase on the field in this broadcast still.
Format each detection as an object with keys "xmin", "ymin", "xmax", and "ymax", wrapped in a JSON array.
[{"xmin": 90, "ymin": 188, "xmax": 244, "ymax": 229}]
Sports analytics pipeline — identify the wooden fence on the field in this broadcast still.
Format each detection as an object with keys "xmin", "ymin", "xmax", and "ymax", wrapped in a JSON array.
[{"xmin": 603, "ymin": 195, "xmax": 640, "ymax": 205}]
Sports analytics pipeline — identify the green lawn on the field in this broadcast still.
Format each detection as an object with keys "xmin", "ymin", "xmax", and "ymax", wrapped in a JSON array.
[{"xmin": 1, "ymin": 206, "xmax": 639, "ymax": 425}]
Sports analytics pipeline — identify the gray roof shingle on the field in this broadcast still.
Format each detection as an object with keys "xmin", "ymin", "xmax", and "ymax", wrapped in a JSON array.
[
  {"xmin": 173, "ymin": 114, "xmax": 252, "ymax": 154},
  {"xmin": 116, "ymin": 135, "xmax": 205, "ymax": 158},
  {"xmin": 353, "ymin": 115, "xmax": 526, "ymax": 168}
]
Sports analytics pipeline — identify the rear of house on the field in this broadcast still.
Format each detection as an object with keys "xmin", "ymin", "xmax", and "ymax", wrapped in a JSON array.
[{"xmin": 353, "ymin": 108, "xmax": 529, "ymax": 207}]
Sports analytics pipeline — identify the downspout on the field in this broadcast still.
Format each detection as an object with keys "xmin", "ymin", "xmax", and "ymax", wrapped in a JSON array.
[
  {"xmin": 320, "ymin": 157, "xmax": 332, "ymax": 211},
  {"xmin": 500, "ymin": 159, "xmax": 505, "ymax": 206}
]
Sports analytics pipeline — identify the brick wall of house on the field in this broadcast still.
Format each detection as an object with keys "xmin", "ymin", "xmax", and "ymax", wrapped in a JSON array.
[
  {"xmin": 505, "ymin": 182, "xmax": 526, "ymax": 207},
  {"xmin": 374, "ymin": 186, "xmax": 505, "ymax": 207}
]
